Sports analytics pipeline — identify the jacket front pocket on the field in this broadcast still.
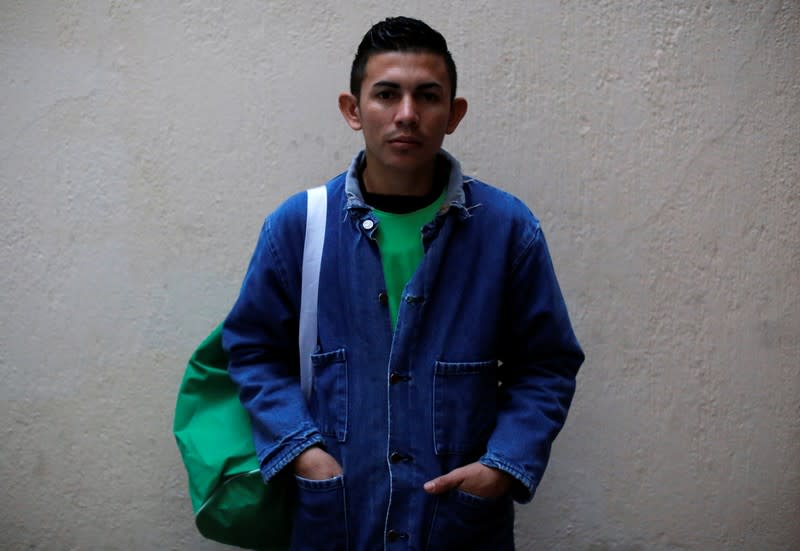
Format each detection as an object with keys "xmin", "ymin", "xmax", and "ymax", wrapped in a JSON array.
[
  {"xmin": 309, "ymin": 348, "xmax": 348, "ymax": 442},
  {"xmin": 433, "ymin": 359, "xmax": 497, "ymax": 455},
  {"xmin": 426, "ymin": 489, "xmax": 514, "ymax": 550},
  {"xmin": 291, "ymin": 474, "xmax": 348, "ymax": 550}
]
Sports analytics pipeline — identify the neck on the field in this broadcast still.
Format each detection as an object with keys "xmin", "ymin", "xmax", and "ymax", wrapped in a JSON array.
[{"xmin": 361, "ymin": 156, "xmax": 437, "ymax": 197}]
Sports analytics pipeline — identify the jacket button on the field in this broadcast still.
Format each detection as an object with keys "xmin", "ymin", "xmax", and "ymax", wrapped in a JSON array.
[
  {"xmin": 378, "ymin": 291, "xmax": 388, "ymax": 305},
  {"xmin": 362, "ymin": 219, "xmax": 375, "ymax": 230},
  {"xmin": 387, "ymin": 529, "xmax": 408, "ymax": 542},
  {"xmin": 389, "ymin": 451, "xmax": 411, "ymax": 463},
  {"xmin": 389, "ymin": 372, "xmax": 408, "ymax": 384}
]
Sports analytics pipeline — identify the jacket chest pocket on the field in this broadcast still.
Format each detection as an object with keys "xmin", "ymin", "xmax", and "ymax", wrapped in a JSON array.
[
  {"xmin": 309, "ymin": 348, "xmax": 348, "ymax": 442},
  {"xmin": 433, "ymin": 359, "xmax": 497, "ymax": 455}
]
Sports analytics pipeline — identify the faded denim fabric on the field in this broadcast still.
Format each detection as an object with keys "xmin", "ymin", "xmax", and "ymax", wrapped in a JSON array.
[{"xmin": 222, "ymin": 150, "xmax": 585, "ymax": 550}]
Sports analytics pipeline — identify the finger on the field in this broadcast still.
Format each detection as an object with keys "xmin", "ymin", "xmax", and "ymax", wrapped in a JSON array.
[{"xmin": 423, "ymin": 468, "xmax": 466, "ymax": 494}]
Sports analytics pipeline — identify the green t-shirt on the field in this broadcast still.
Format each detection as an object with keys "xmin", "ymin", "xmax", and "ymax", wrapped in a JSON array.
[{"xmin": 373, "ymin": 191, "xmax": 445, "ymax": 329}]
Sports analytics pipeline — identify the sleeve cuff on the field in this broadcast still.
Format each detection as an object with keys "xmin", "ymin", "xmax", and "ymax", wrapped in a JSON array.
[
  {"xmin": 479, "ymin": 452, "xmax": 539, "ymax": 503},
  {"xmin": 259, "ymin": 432, "xmax": 325, "ymax": 482}
]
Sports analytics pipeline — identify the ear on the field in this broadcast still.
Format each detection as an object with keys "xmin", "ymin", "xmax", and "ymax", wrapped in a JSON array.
[
  {"xmin": 445, "ymin": 97, "xmax": 468, "ymax": 135},
  {"xmin": 338, "ymin": 93, "xmax": 362, "ymax": 131}
]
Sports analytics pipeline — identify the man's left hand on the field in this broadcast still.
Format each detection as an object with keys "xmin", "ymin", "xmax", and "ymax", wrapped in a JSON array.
[{"xmin": 423, "ymin": 462, "xmax": 513, "ymax": 499}]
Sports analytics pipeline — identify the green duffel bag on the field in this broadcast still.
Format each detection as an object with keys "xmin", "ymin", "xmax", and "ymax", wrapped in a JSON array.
[
  {"xmin": 174, "ymin": 185, "xmax": 327, "ymax": 549},
  {"xmin": 173, "ymin": 322, "xmax": 292, "ymax": 550}
]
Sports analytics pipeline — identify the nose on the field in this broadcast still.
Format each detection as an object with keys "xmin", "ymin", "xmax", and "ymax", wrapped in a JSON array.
[{"xmin": 395, "ymin": 95, "xmax": 419, "ymax": 126}]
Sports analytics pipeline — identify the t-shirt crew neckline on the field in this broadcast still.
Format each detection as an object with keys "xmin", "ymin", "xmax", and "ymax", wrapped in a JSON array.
[{"xmin": 358, "ymin": 156, "xmax": 450, "ymax": 214}]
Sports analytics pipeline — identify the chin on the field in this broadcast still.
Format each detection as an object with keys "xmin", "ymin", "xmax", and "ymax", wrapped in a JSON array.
[
  {"xmin": 387, "ymin": 159, "xmax": 431, "ymax": 173},
  {"xmin": 385, "ymin": 150, "xmax": 437, "ymax": 169}
]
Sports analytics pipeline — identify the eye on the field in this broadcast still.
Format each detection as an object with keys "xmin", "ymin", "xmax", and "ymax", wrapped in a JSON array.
[
  {"xmin": 421, "ymin": 92, "xmax": 440, "ymax": 102},
  {"xmin": 376, "ymin": 90, "xmax": 395, "ymax": 100}
]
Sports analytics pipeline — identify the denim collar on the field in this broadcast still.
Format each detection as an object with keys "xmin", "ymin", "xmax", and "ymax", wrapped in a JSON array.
[{"xmin": 344, "ymin": 149, "xmax": 472, "ymax": 220}]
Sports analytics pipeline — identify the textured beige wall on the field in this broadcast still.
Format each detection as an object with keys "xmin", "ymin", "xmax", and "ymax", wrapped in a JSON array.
[{"xmin": 1, "ymin": 1, "xmax": 798, "ymax": 550}]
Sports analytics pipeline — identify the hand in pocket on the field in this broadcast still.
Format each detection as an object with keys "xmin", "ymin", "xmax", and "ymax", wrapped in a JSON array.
[
  {"xmin": 423, "ymin": 462, "xmax": 512, "ymax": 499},
  {"xmin": 292, "ymin": 446, "xmax": 343, "ymax": 480}
]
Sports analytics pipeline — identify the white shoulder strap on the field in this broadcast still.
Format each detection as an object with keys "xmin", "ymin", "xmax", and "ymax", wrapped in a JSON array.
[{"xmin": 299, "ymin": 185, "xmax": 327, "ymax": 399}]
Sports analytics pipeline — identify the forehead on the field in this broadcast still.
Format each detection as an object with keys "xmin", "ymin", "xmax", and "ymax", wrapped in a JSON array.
[{"xmin": 362, "ymin": 51, "xmax": 450, "ymax": 90}]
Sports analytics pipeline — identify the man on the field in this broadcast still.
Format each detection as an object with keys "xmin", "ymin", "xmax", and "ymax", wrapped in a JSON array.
[{"xmin": 223, "ymin": 16, "xmax": 584, "ymax": 550}]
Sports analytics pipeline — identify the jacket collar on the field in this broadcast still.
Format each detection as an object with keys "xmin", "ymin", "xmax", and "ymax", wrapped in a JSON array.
[{"xmin": 344, "ymin": 149, "xmax": 472, "ymax": 220}]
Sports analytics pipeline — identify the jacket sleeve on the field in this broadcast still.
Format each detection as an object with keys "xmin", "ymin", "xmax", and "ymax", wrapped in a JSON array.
[
  {"xmin": 222, "ymin": 195, "xmax": 324, "ymax": 482},
  {"xmin": 479, "ymin": 221, "xmax": 584, "ymax": 503}
]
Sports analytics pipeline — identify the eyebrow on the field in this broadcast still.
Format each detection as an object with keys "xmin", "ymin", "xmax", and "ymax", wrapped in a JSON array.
[{"xmin": 372, "ymin": 81, "xmax": 444, "ymax": 92}]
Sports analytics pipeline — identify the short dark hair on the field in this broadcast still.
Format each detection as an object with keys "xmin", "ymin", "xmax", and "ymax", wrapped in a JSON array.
[{"xmin": 350, "ymin": 17, "xmax": 457, "ymax": 101}]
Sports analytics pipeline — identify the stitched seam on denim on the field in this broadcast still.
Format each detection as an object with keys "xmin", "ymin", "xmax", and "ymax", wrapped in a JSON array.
[
  {"xmin": 509, "ymin": 223, "xmax": 542, "ymax": 276},
  {"xmin": 342, "ymin": 473, "xmax": 350, "ymax": 551},
  {"xmin": 264, "ymin": 217, "xmax": 292, "ymax": 293},
  {"xmin": 424, "ymin": 495, "xmax": 441, "ymax": 550}
]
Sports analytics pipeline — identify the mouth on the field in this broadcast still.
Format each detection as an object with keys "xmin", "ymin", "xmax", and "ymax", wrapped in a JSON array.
[{"xmin": 388, "ymin": 136, "xmax": 422, "ymax": 146}]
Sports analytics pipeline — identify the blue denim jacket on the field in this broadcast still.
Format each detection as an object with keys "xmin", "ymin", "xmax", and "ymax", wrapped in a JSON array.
[{"xmin": 222, "ymin": 150, "xmax": 584, "ymax": 550}]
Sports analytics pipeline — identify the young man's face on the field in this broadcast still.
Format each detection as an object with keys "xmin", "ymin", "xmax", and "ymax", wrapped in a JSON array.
[{"xmin": 339, "ymin": 51, "xmax": 467, "ymax": 182}]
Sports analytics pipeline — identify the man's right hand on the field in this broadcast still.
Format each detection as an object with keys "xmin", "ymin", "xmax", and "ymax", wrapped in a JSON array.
[{"xmin": 292, "ymin": 446, "xmax": 343, "ymax": 480}]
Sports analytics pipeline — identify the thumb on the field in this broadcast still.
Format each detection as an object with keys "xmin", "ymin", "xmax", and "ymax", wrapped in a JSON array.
[{"xmin": 424, "ymin": 467, "xmax": 467, "ymax": 495}]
